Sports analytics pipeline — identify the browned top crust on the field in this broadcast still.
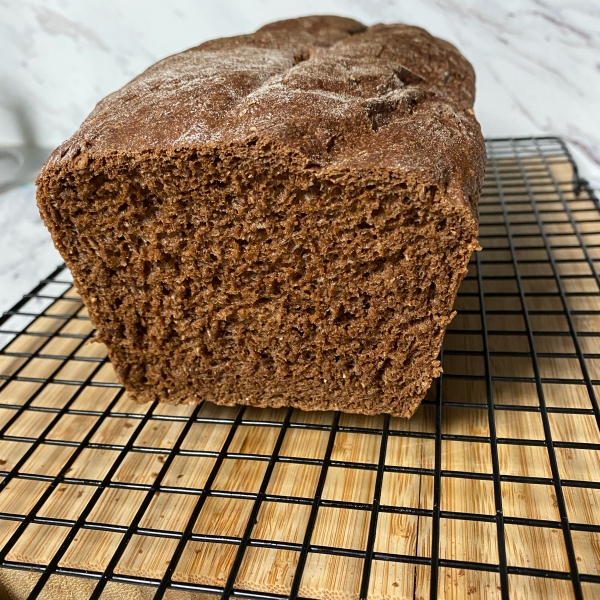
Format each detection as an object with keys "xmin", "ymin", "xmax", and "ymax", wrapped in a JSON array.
[{"xmin": 40, "ymin": 15, "xmax": 485, "ymax": 214}]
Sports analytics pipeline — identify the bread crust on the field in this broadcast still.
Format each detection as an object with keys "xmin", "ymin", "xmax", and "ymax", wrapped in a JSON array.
[{"xmin": 37, "ymin": 16, "xmax": 485, "ymax": 417}]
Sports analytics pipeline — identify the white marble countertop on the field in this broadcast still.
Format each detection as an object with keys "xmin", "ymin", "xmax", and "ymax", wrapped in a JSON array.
[{"xmin": 1, "ymin": 0, "xmax": 599, "ymax": 314}]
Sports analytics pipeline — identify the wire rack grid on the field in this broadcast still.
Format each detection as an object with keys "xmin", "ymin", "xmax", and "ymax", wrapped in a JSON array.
[{"xmin": 0, "ymin": 137, "xmax": 598, "ymax": 599}]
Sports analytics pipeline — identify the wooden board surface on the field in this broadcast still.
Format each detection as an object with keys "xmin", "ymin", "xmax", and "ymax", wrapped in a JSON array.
[{"xmin": 0, "ymin": 140, "xmax": 599, "ymax": 599}]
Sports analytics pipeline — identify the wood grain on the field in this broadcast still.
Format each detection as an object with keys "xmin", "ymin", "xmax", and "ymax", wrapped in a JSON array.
[
  {"xmin": 441, "ymin": 476, "xmax": 495, "ymax": 515},
  {"xmin": 563, "ymin": 486, "xmax": 600, "ymax": 526},
  {"xmin": 0, "ymin": 381, "xmax": 41, "ymax": 405},
  {"xmin": 265, "ymin": 461, "xmax": 321, "ymax": 498},
  {"xmin": 374, "ymin": 512, "xmax": 418, "ymax": 556},
  {"xmin": 138, "ymin": 492, "xmax": 198, "ymax": 532},
  {"xmin": 555, "ymin": 447, "xmax": 600, "ymax": 482},
  {"xmin": 298, "ymin": 553, "xmax": 363, "ymax": 600},
  {"xmin": 60, "ymin": 529, "xmax": 123, "ymax": 572},
  {"xmin": 37, "ymin": 483, "xmax": 96, "ymax": 521},
  {"xmin": 173, "ymin": 541, "xmax": 237, "ymax": 587},
  {"xmin": 6, "ymin": 410, "xmax": 55, "ymax": 439},
  {"xmin": 0, "ymin": 479, "xmax": 49, "ymax": 516},
  {"xmin": 312, "ymin": 506, "xmax": 370, "ymax": 551},
  {"xmin": 5, "ymin": 524, "xmax": 69, "ymax": 565},
  {"xmin": 571, "ymin": 530, "xmax": 600, "ymax": 575},
  {"xmin": 368, "ymin": 561, "xmax": 426, "ymax": 600},
  {"xmin": 497, "ymin": 444, "xmax": 553, "ymax": 478},
  {"xmin": 439, "ymin": 568, "xmax": 501, "ymax": 600},
  {"xmin": 494, "ymin": 409, "xmax": 545, "ymax": 440},
  {"xmin": 115, "ymin": 535, "xmax": 180, "ymax": 580},
  {"xmin": 235, "ymin": 547, "xmax": 298, "ymax": 595},
  {"xmin": 504, "ymin": 524, "xmax": 569, "ymax": 571},
  {"xmin": 439, "ymin": 518, "xmax": 499, "ymax": 564},
  {"xmin": 508, "ymin": 576, "xmax": 575, "ymax": 600},
  {"xmin": 501, "ymin": 481, "xmax": 560, "ymax": 522},
  {"xmin": 113, "ymin": 452, "xmax": 170, "ymax": 486},
  {"xmin": 321, "ymin": 466, "xmax": 376, "ymax": 504},
  {"xmin": 252, "ymin": 501, "xmax": 311, "ymax": 543},
  {"xmin": 179, "ymin": 422, "xmax": 231, "ymax": 452},
  {"xmin": 228, "ymin": 424, "xmax": 280, "ymax": 455},
  {"xmin": 31, "ymin": 383, "xmax": 78, "ymax": 408},
  {"xmin": 192, "ymin": 496, "xmax": 254, "ymax": 538},
  {"xmin": 279, "ymin": 427, "xmax": 330, "ymax": 459},
  {"xmin": 87, "ymin": 487, "xmax": 147, "ymax": 526}
]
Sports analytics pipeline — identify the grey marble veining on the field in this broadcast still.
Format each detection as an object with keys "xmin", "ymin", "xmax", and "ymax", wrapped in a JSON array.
[{"xmin": 1, "ymin": 0, "xmax": 599, "ymax": 313}]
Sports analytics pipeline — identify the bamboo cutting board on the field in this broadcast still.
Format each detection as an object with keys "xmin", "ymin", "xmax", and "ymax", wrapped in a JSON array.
[{"xmin": 0, "ymin": 138, "xmax": 599, "ymax": 600}]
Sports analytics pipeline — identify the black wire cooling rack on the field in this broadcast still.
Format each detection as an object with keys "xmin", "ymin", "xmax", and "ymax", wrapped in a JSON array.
[{"xmin": 0, "ymin": 137, "xmax": 599, "ymax": 600}]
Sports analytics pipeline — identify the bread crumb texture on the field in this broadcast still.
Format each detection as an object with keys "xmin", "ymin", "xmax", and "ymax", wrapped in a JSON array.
[{"xmin": 37, "ymin": 16, "xmax": 485, "ymax": 417}]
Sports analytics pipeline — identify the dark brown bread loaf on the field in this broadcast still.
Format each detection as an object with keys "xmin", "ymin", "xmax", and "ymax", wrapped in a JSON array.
[{"xmin": 37, "ymin": 16, "xmax": 484, "ymax": 417}]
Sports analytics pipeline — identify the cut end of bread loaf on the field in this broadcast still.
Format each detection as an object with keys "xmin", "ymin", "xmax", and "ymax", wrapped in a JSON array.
[{"xmin": 37, "ymin": 16, "xmax": 485, "ymax": 418}]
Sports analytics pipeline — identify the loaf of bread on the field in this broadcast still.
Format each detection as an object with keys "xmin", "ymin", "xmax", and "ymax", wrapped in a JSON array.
[{"xmin": 37, "ymin": 16, "xmax": 484, "ymax": 417}]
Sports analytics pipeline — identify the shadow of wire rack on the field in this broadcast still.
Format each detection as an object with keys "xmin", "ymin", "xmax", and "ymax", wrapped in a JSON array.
[{"xmin": 0, "ymin": 136, "xmax": 599, "ymax": 600}]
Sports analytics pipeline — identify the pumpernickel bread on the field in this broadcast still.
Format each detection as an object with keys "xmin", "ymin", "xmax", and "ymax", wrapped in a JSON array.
[{"xmin": 37, "ymin": 15, "xmax": 484, "ymax": 417}]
